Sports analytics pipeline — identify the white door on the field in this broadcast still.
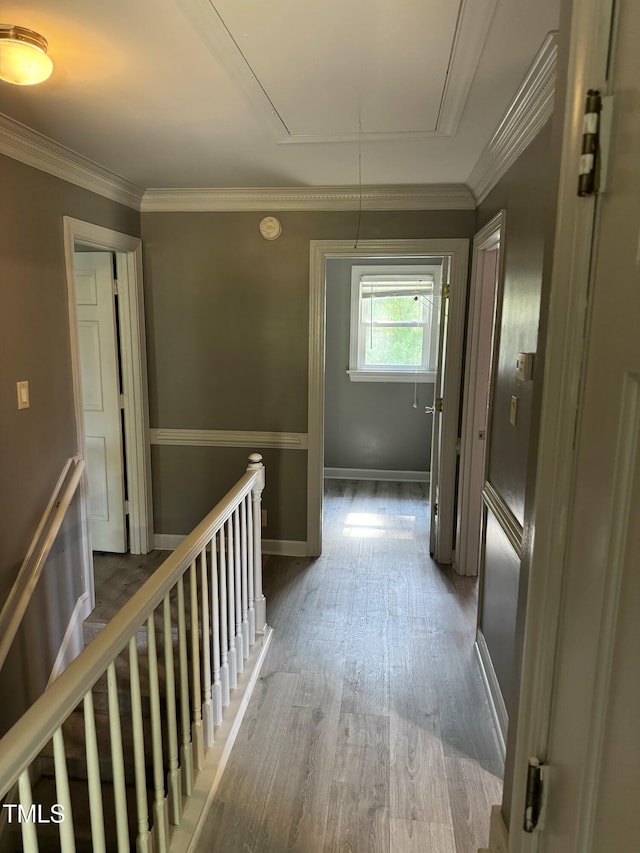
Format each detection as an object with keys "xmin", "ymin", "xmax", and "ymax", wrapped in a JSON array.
[
  {"xmin": 429, "ymin": 258, "xmax": 449, "ymax": 559},
  {"xmin": 75, "ymin": 252, "xmax": 127, "ymax": 553},
  {"xmin": 534, "ymin": 0, "xmax": 640, "ymax": 848}
]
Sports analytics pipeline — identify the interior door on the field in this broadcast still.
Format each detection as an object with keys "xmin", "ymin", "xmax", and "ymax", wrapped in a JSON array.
[
  {"xmin": 538, "ymin": 0, "xmax": 640, "ymax": 847},
  {"xmin": 75, "ymin": 251, "xmax": 127, "ymax": 553},
  {"xmin": 429, "ymin": 258, "xmax": 448, "ymax": 557}
]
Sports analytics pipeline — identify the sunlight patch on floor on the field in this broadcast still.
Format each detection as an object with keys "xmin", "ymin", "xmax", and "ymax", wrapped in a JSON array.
[{"xmin": 342, "ymin": 510, "xmax": 417, "ymax": 538}]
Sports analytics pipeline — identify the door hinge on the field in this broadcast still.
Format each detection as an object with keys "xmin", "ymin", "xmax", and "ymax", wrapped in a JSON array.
[
  {"xmin": 578, "ymin": 89, "xmax": 602, "ymax": 196},
  {"xmin": 124, "ymin": 500, "xmax": 130, "ymax": 515},
  {"xmin": 442, "ymin": 284, "xmax": 450, "ymax": 299},
  {"xmin": 597, "ymin": 94, "xmax": 614, "ymax": 192},
  {"xmin": 119, "ymin": 393, "xmax": 125, "ymax": 409},
  {"xmin": 435, "ymin": 397, "xmax": 443, "ymax": 413},
  {"xmin": 523, "ymin": 757, "xmax": 547, "ymax": 833},
  {"xmin": 113, "ymin": 279, "xmax": 119, "ymax": 295},
  {"xmin": 433, "ymin": 502, "xmax": 438, "ymax": 516}
]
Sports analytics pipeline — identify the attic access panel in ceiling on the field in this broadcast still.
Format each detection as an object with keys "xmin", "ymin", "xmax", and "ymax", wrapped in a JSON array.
[{"xmin": 191, "ymin": 0, "xmax": 498, "ymax": 142}]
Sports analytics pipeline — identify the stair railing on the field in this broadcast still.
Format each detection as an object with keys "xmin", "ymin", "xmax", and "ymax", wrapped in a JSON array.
[
  {"xmin": 0, "ymin": 455, "xmax": 86, "ymax": 673},
  {"xmin": 0, "ymin": 452, "xmax": 268, "ymax": 853}
]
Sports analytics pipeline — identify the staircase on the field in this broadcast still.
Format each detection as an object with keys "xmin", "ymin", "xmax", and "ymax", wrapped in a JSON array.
[
  {"xmin": 5, "ymin": 613, "xmax": 172, "ymax": 851},
  {"xmin": 0, "ymin": 454, "xmax": 272, "ymax": 853}
]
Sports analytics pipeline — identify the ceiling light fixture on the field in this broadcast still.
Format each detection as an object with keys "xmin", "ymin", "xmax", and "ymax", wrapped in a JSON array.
[{"xmin": 0, "ymin": 25, "xmax": 53, "ymax": 86}]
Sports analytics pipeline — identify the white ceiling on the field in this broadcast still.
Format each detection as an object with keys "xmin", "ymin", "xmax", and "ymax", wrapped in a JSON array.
[{"xmin": 0, "ymin": 0, "xmax": 559, "ymax": 190}]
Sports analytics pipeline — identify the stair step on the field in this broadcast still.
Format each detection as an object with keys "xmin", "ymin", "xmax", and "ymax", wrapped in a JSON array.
[
  {"xmin": 4, "ymin": 776, "xmax": 155, "ymax": 852},
  {"xmin": 36, "ymin": 706, "xmax": 173, "ymax": 786}
]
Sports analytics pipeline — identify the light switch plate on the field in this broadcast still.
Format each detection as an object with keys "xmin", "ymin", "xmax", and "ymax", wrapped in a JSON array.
[
  {"xmin": 17, "ymin": 380, "xmax": 30, "ymax": 410},
  {"xmin": 516, "ymin": 352, "xmax": 535, "ymax": 381},
  {"xmin": 510, "ymin": 395, "xmax": 518, "ymax": 426}
]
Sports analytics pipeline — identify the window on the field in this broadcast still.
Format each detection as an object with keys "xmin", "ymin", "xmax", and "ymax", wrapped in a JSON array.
[{"xmin": 347, "ymin": 264, "xmax": 442, "ymax": 382}]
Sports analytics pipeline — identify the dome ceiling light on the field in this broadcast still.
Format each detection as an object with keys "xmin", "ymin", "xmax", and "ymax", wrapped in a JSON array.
[{"xmin": 0, "ymin": 25, "xmax": 54, "ymax": 86}]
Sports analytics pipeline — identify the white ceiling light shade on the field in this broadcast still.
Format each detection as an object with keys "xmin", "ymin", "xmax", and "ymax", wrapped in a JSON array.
[{"xmin": 0, "ymin": 25, "xmax": 53, "ymax": 86}]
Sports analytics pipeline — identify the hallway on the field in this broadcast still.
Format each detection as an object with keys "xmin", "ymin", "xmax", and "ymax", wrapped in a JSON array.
[{"xmin": 196, "ymin": 479, "xmax": 503, "ymax": 852}]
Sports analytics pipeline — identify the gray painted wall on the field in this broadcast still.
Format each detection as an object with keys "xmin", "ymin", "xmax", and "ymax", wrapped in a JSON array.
[
  {"xmin": 477, "ymin": 120, "xmax": 555, "ymax": 705},
  {"xmin": 0, "ymin": 153, "xmax": 140, "ymax": 733},
  {"xmin": 324, "ymin": 257, "xmax": 434, "ymax": 472},
  {"xmin": 142, "ymin": 209, "xmax": 475, "ymax": 542},
  {"xmin": 476, "ymin": 106, "xmax": 563, "ymax": 823}
]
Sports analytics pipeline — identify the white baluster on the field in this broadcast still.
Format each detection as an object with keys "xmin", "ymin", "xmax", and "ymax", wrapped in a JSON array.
[
  {"xmin": 17, "ymin": 769, "xmax": 39, "ymax": 853},
  {"xmin": 210, "ymin": 536, "xmax": 223, "ymax": 725},
  {"xmin": 200, "ymin": 548, "xmax": 214, "ymax": 747},
  {"xmin": 248, "ymin": 453, "xmax": 267, "ymax": 633},
  {"xmin": 163, "ymin": 595, "xmax": 182, "ymax": 825},
  {"xmin": 233, "ymin": 508, "xmax": 244, "ymax": 672},
  {"xmin": 83, "ymin": 691, "xmax": 106, "ymax": 853},
  {"xmin": 107, "ymin": 662, "xmax": 130, "ymax": 852},
  {"xmin": 177, "ymin": 576, "xmax": 194, "ymax": 795},
  {"xmin": 246, "ymin": 493, "xmax": 256, "ymax": 647},
  {"xmin": 218, "ymin": 525, "xmax": 230, "ymax": 707},
  {"xmin": 189, "ymin": 560, "xmax": 205, "ymax": 770},
  {"xmin": 240, "ymin": 497, "xmax": 250, "ymax": 657},
  {"xmin": 147, "ymin": 614, "xmax": 169, "ymax": 852},
  {"xmin": 226, "ymin": 517, "xmax": 237, "ymax": 688},
  {"xmin": 129, "ymin": 637, "xmax": 151, "ymax": 852},
  {"xmin": 52, "ymin": 727, "xmax": 75, "ymax": 853}
]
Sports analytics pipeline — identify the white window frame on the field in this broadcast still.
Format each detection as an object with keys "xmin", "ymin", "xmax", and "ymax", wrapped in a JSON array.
[{"xmin": 347, "ymin": 264, "xmax": 442, "ymax": 382}]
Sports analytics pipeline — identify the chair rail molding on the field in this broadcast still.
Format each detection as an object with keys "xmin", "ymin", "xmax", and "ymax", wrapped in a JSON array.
[
  {"xmin": 467, "ymin": 32, "xmax": 558, "ymax": 204},
  {"xmin": 0, "ymin": 113, "xmax": 143, "ymax": 209},
  {"xmin": 150, "ymin": 428, "xmax": 308, "ymax": 450},
  {"xmin": 481, "ymin": 481, "xmax": 524, "ymax": 559}
]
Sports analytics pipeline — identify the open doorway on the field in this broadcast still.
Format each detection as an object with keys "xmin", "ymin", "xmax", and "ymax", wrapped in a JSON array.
[
  {"xmin": 324, "ymin": 258, "xmax": 442, "ymax": 486},
  {"xmin": 307, "ymin": 238, "xmax": 469, "ymax": 562},
  {"xmin": 63, "ymin": 218, "xmax": 153, "ymax": 611},
  {"xmin": 457, "ymin": 212, "xmax": 505, "ymax": 578}
]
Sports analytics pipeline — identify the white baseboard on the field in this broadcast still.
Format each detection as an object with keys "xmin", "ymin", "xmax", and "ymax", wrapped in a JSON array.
[
  {"xmin": 47, "ymin": 592, "xmax": 91, "ymax": 688},
  {"xmin": 154, "ymin": 533, "xmax": 185, "ymax": 550},
  {"xmin": 324, "ymin": 467, "xmax": 430, "ymax": 483},
  {"xmin": 262, "ymin": 539, "xmax": 308, "ymax": 557},
  {"xmin": 154, "ymin": 533, "xmax": 308, "ymax": 558},
  {"xmin": 475, "ymin": 631, "xmax": 508, "ymax": 760}
]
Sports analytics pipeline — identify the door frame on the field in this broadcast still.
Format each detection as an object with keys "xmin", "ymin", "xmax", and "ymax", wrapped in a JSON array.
[
  {"xmin": 63, "ymin": 218, "xmax": 153, "ymax": 604},
  {"xmin": 494, "ymin": 0, "xmax": 616, "ymax": 847},
  {"xmin": 307, "ymin": 238, "xmax": 469, "ymax": 558},
  {"xmin": 456, "ymin": 211, "xmax": 506, "ymax": 577}
]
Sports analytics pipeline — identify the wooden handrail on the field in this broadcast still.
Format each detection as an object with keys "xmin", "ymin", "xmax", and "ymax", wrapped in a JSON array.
[
  {"xmin": 0, "ymin": 456, "xmax": 85, "ymax": 673},
  {"xmin": 0, "ymin": 464, "xmax": 263, "ymax": 798}
]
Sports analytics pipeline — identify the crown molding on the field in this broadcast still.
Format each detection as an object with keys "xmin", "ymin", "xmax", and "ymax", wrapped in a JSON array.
[
  {"xmin": 0, "ymin": 113, "xmax": 144, "ymax": 210},
  {"xmin": 467, "ymin": 32, "xmax": 558, "ymax": 205},
  {"xmin": 141, "ymin": 184, "xmax": 475, "ymax": 212}
]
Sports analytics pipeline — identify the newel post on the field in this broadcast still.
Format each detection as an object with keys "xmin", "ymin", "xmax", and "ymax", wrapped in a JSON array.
[{"xmin": 247, "ymin": 453, "xmax": 267, "ymax": 634}]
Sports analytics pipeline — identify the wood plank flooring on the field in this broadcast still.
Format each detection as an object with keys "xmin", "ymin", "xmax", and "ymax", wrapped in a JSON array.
[{"xmin": 195, "ymin": 480, "xmax": 503, "ymax": 852}]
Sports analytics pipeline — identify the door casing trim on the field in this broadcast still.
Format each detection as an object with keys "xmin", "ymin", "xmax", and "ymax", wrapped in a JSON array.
[
  {"xmin": 63, "ymin": 217, "xmax": 153, "ymax": 607},
  {"xmin": 307, "ymin": 238, "xmax": 469, "ymax": 558},
  {"xmin": 456, "ymin": 211, "xmax": 506, "ymax": 576}
]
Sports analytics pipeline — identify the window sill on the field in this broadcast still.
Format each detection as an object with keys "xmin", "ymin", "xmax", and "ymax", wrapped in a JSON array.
[{"xmin": 347, "ymin": 369, "xmax": 436, "ymax": 383}]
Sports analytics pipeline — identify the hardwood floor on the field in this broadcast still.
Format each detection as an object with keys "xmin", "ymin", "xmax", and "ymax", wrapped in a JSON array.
[{"xmin": 196, "ymin": 480, "xmax": 503, "ymax": 852}]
